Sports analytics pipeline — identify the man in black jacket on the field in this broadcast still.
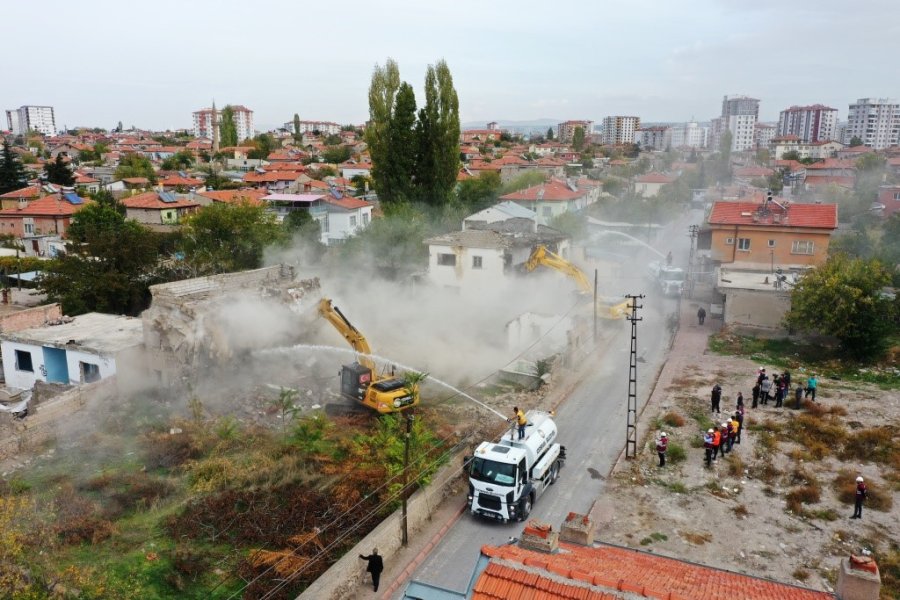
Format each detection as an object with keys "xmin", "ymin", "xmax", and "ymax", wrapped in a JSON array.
[{"xmin": 359, "ymin": 548, "xmax": 384, "ymax": 592}]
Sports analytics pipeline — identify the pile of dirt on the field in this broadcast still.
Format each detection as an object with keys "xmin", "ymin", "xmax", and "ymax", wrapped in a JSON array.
[{"xmin": 599, "ymin": 354, "xmax": 899, "ymax": 594}]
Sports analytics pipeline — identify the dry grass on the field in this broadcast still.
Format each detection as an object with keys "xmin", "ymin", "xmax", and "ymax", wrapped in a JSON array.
[
  {"xmin": 792, "ymin": 568, "xmax": 810, "ymax": 581},
  {"xmin": 754, "ymin": 431, "xmax": 779, "ymax": 460},
  {"xmin": 661, "ymin": 412, "xmax": 686, "ymax": 428},
  {"xmin": 749, "ymin": 462, "xmax": 782, "ymax": 485},
  {"xmin": 667, "ymin": 376, "xmax": 704, "ymax": 391},
  {"xmin": 833, "ymin": 470, "xmax": 894, "ymax": 512},
  {"xmin": 681, "ymin": 531, "xmax": 713, "ymax": 545},
  {"xmin": 840, "ymin": 426, "xmax": 899, "ymax": 465},
  {"xmin": 802, "ymin": 400, "xmax": 848, "ymax": 418},
  {"xmin": 732, "ymin": 504, "xmax": 750, "ymax": 518},
  {"xmin": 726, "ymin": 454, "xmax": 745, "ymax": 477},
  {"xmin": 784, "ymin": 413, "xmax": 847, "ymax": 459},
  {"xmin": 786, "ymin": 485, "xmax": 821, "ymax": 513}
]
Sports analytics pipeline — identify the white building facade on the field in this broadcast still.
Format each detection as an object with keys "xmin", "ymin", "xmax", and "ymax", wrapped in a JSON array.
[
  {"xmin": 776, "ymin": 104, "xmax": 838, "ymax": 143},
  {"xmin": 5, "ymin": 105, "xmax": 56, "ymax": 136},
  {"xmin": 636, "ymin": 126, "xmax": 671, "ymax": 151},
  {"xmin": 193, "ymin": 105, "xmax": 254, "ymax": 142},
  {"xmin": 670, "ymin": 121, "xmax": 709, "ymax": 149},
  {"xmin": 713, "ymin": 95, "xmax": 759, "ymax": 152},
  {"xmin": 602, "ymin": 116, "xmax": 640, "ymax": 145},
  {"xmin": 556, "ymin": 120, "xmax": 594, "ymax": 144},
  {"xmin": 843, "ymin": 98, "xmax": 900, "ymax": 149},
  {"xmin": 282, "ymin": 120, "xmax": 342, "ymax": 136}
]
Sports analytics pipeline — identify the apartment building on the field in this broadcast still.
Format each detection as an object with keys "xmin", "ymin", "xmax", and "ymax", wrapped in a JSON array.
[
  {"xmin": 755, "ymin": 123, "xmax": 777, "ymax": 149},
  {"xmin": 5, "ymin": 105, "xmax": 56, "ymax": 136},
  {"xmin": 636, "ymin": 126, "xmax": 671, "ymax": 150},
  {"xmin": 842, "ymin": 98, "xmax": 900, "ymax": 150},
  {"xmin": 712, "ymin": 95, "xmax": 759, "ymax": 152},
  {"xmin": 602, "ymin": 116, "xmax": 640, "ymax": 145},
  {"xmin": 777, "ymin": 104, "xmax": 838, "ymax": 143},
  {"xmin": 282, "ymin": 120, "xmax": 342, "ymax": 136},
  {"xmin": 193, "ymin": 105, "xmax": 254, "ymax": 142},
  {"xmin": 556, "ymin": 120, "xmax": 594, "ymax": 144},
  {"xmin": 670, "ymin": 121, "xmax": 709, "ymax": 149}
]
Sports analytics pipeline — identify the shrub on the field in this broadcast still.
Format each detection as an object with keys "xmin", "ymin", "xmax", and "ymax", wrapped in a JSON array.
[
  {"xmin": 53, "ymin": 493, "xmax": 116, "ymax": 545},
  {"xmin": 840, "ymin": 427, "xmax": 898, "ymax": 464},
  {"xmin": 833, "ymin": 471, "xmax": 893, "ymax": 512},
  {"xmin": 785, "ymin": 413, "xmax": 847, "ymax": 458},
  {"xmin": 667, "ymin": 443, "xmax": 686, "ymax": 463},
  {"xmin": 732, "ymin": 504, "xmax": 749, "ymax": 517},
  {"xmin": 142, "ymin": 429, "xmax": 206, "ymax": 469},
  {"xmin": 727, "ymin": 454, "xmax": 745, "ymax": 477},
  {"xmin": 786, "ymin": 484, "xmax": 821, "ymax": 513},
  {"xmin": 662, "ymin": 412, "xmax": 685, "ymax": 428}
]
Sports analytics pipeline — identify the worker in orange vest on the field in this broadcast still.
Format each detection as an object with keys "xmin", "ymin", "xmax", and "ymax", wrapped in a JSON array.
[{"xmin": 711, "ymin": 427, "xmax": 722, "ymax": 461}]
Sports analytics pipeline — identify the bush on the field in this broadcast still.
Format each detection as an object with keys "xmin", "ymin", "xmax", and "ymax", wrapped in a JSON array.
[
  {"xmin": 662, "ymin": 412, "xmax": 685, "ymax": 428},
  {"xmin": 840, "ymin": 427, "xmax": 898, "ymax": 464},
  {"xmin": 143, "ymin": 429, "xmax": 206, "ymax": 469},
  {"xmin": 667, "ymin": 443, "xmax": 686, "ymax": 464},
  {"xmin": 53, "ymin": 493, "xmax": 116, "ymax": 545},
  {"xmin": 834, "ymin": 471, "xmax": 893, "ymax": 512},
  {"xmin": 786, "ymin": 484, "xmax": 821, "ymax": 513},
  {"xmin": 727, "ymin": 454, "xmax": 745, "ymax": 477},
  {"xmin": 785, "ymin": 413, "xmax": 847, "ymax": 459}
]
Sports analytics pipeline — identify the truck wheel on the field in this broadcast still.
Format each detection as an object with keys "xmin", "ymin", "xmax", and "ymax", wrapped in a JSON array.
[
  {"xmin": 549, "ymin": 461, "xmax": 559, "ymax": 485},
  {"xmin": 518, "ymin": 494, "xmax": 533, "ymax": 521}
]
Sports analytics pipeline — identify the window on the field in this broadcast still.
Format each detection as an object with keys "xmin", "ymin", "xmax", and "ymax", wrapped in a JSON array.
[
  {"xmin": 362, "ymin": 212, "xmax": 370, "ymax": 225},
  {"xmin": 725, "ymin": 237, "xmax": 734, "ymax": 245},
  {"xmin": 791, "ymin": 240, "xmax": 815, "ymax": 255},
  {"xmin": 737, "ymin": 238, "xmax": 751, "ymax": 251},
  {"xmin": 349, "ymin": 215, "xmax": 357, "ymax": 227},
  {"xmin": 472, "ymin": 256, "xmax": 483, "ymax": 269},
  {"xmin": 893, "ymin": 192, "xmax": 900, "ymax": 201},
  {"xmin": 437, "ymin": 253, "xmax": 456, "ymax": 266},
  {"xmin": 80, "ymin": 362, "xmax": 101, "ymax": 383},
  {"xmin": 15, "ymin": 350, "xmax": 33, "ymax": 372},
  {"xmin": 542, "ymin": 207, "xmax": 552, "ymax": 217},
  {"xmin": 768, "ymin": 239, "xmax": 776, "ymax": 248}
]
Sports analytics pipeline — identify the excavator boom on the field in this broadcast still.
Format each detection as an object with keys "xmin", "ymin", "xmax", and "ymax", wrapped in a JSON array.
[{"xmin": 317, "ymin": 298, "xmax": 375, "ymax": 371}]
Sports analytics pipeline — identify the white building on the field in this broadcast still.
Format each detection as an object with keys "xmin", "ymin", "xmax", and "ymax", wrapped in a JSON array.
[
  {"xmin": 283, "ymin": 120, "xmax": 342, "ymax": 136},
  {"xmin": 0, "ymin": 313, "xmax": 144, "ymax": 390},
  {"xmin": 755, "ymin": 123, "xmax": 777, "ymax": 149},
  {"xmin": 776, "ymin": 104, "xmax": 838, "ymax": 143},
  {"xmin": 670, "ymin": 121, "xmax": 709, "ymax": 149},
  {"xmin": 636, "ymin": 126, "xmax": 671, "ymax": 151},
  {"xmin": 193, "ymin": 105, "xmax": 254, "ymax": 143},
  {"xmin": 712, "ymin": 95, "xmax": 759, "ymax": 152},
  {"xmin": 556, "ymin": 120, "xmax": 594, "ymax": 144},
  {"xmin": 602, "ymin": 116, "xmax": 640, "ymax": 145},
  {"xmin": 843, "ymin": 98, "xmax": 900, "ymax": 149},
  {"xmin": 321, "ymin": 196, "xmax": 373, "ymax": 245},
  {"xmin": 5, "ymin": 105, "xmax": 56, "ymax": 136}
]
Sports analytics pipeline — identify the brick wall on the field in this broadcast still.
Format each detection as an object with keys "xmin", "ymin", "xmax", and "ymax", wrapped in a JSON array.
[{"xmin": 0, "ymin": 303, "xmax": 62, "ymax": 334}]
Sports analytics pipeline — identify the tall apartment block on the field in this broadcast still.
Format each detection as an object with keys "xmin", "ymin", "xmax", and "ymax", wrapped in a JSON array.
[
  {"xmin": 712, "ymin": 95, "xmax": 759, "ymax": 152},
  {"xmin": 776, "ymin": 104, "xmax": 838, "ymax": 143},
  {"xmin": 556, "ymin": 120, "xmax": 594, "ymax": 144},
  {"xmin": 601, "ymin": 116, "xmax": 640, "ymax": 145},
  {"xmin": 5, "ymin": 105, "xmax": 56, "ymax": 136},
  {"xmin": 843, "ymin": 98, "xmax": 900, "ymax": 149},
  {"xmin": 193, "ymin": 105, "xmax": 254, "ymax": 143}
]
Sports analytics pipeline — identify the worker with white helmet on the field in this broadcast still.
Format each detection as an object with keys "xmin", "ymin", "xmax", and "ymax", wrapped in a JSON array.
[
  {"xmin": 703, "ymin": 429, "xmax": 715, "ymax": 467},
  {"xmin": 656, "ymin": 432, "xmax": 668, "ymax": 467},
  {"xmin": 851, "ymin": 476, "xmax": 868, "ymax": 519}
]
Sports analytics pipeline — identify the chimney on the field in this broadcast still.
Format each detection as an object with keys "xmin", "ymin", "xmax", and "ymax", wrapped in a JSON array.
[
  {"xmin": 560, "ymin": 512, "xmax": 595, "ymax": 546},
  {"xmin": 518, "ymin": 520, "xmax": 558, "ymax": 553},
  {"xmin": 836, "ymin": 556, "xmax": 881, "ymax": 600}
]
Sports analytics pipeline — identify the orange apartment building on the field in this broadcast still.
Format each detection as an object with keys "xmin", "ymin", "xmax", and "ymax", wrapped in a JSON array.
[{"xmin": 706, "ymin": 200, "xmax": 838, "ymax": 269}]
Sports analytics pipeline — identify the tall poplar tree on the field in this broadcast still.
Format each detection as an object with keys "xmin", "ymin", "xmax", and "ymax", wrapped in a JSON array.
[
  {"xmin": 572, "ymin": 126, "xmax": 585, "ymax": 151},
  {"xmin": 415, "ymin": 60, "xmax": 460, "ymax": 206},
  {"xmin": 0, "ymin": 140, "xmax": 29, "ymax": 194},
  {"xmin": 293, "ymin": 113, "xmax": 301, "ymax": 141},
  {"xmin": 365, "ymin": 59, "xmax": 400, "ymax": 202},
  {"xmin": 219, "ymin": 105, "xmax": 238, "ymax": 147},
  {"xmin": 383, "ymin": 82, "xmax": 418, "ymax": 203}
]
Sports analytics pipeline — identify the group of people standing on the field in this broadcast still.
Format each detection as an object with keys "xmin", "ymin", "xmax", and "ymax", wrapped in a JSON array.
[
  {"xmin": 702, "ymin": 384, "xmax": 744, "ymax": 467},
  {"xmin": 751, "ymin": 368, "xmax": 818, "ymax": 409}
]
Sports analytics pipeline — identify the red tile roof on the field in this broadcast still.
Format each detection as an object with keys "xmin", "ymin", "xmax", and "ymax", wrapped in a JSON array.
[
  {"xmin": 244, "ymin": 171, "xmax": 300, "ymax": 183},
  {"xmin": 477, "ymin": 542, "xmax": 833, "ymax": 600},
  {"xmin": 159, "ymin": 174, "xmax": 204, "ymax": 187},
  {"xmin": 0, "ymin": 185, "xmax": 42, "ymax": 199},
  {"xmin": 708, "ymin": 201, "xmax": 838, "ymax": 229},
  {"xmin": 0, "ymin": 195, "xmax": 91, "ymax": 217},
  {"xmin": 74, "ymin": 173, "xmax": 99, "ymax": 184},
  {"xmin": 324, "ymin": 196, "xmax": 370, "ymax": 210},
  {"xmin": 804, "ymin": 159, "xmax": 856, "ymax": 170},
  {"xmin": 500, "ymin": 179, "xmax": 585, "ymax": 202},
  {"xmin": 803, "ymin": 175, "xmax": 856, "ymax": 188},
  {"xmin": 197, "ymin": 189, "xmax": 266, "ymax": 206},
  {"xmin": 635, "ymin": 172, "xmax": 677, "ymax": 184},
  {"xmin": 121, "ymin": 192, "xmax": 200, "ymax": 210},
  {"xmin": 122, "ymin": 177, "xmax": 150, "ymax": 185}
]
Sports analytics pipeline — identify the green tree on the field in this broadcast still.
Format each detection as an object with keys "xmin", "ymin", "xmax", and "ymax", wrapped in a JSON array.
[
  {"xmin": 337, "ymin": 203, "xmax": 428, "ymax": 279},
  {"xmin": 499, "ymin": 171, "xmax": 547, "ymax": 195},
  {"xmin": 40, "ymin": 204, "xmax": 162, "ymax": 315},
  {"xmin": 0, "ymin": 141, "xmax": 29, "ymax": 194},
  {"xmin": 546, "ymin": 127, "xmax": 554, "ymax": 140},
  {"xmin": 179, "ymin": 202, "xmax": 284, "ymax": 275},
  {"xmin": 350, "ymin": 174, "xmax": 373, "ymax": 195},
  {"xmin": 89, "ymin": 188, "xmax": 125, "ymax": 215},
  {"xmin": 456, "ymin": 171, "xmax": 500, "ymax": 211},
  {"xmin": 114, "ymin": 153, "xmax": 157, "ymax": 184},
  {"xmin": 572, "ymin": 126, "xmax": 585, "ymax": 151},
  {"xmin": 784, "ymin": 254, "xmax": 895, "ymax": 358},
  {"xmin": 382, "ymin": 81, "xmax": 418, "ymax": 203},
  {"xmin": 293, "ymin": 113, "xmax": 301, "ymax": 141},
  {"xmin": 160, "ymin": 150, "xmax": 195, "ymax": 171},
  {"xmin": 44, "ymin": 154, "xmax": 75, "ymax": 186},
  {"xmin": 321, "ymin": 145, "xmax": 352, "ymax": 164},
  {"xmin": 856, "ymin": 153, "xmax": 886, "ymax": 172},
  {"xmin": 219, "ymin": 105, "xmax": 238, "ymax": 147},
  {"xmin": 415, "ymin": 59, "xmax": 460, "ymax": 206},
  {"xmin": 781, "ymin": 150, "xmax": 801, "ymax": 162},
  {"xmin": 366, "ymin": 58, "xmax": 401, "ymax": 201},
  {"xmin": 849, "ymin": 135, "xmax": 863, "ymax": 147},
  {"xmin": 323, "ymin": 133, "xmax": 342, "ymax": 145},
  {"xmin": 284, "ymin": 209, "xmax": 325, "ymax": 257}
]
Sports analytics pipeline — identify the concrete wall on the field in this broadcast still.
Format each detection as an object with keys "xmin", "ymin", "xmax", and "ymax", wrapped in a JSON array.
[
  {"xmin": 426, "ymin": 245, "xmax": 507, "ymax": 294},
  {"xmin": 0, "ymin": 303, "xmax": 62, "ymax": 334},
  {"xmin": 723, "ymin": 288, "xmax": 792, "ymax": 332},
  {"xmin": 298, "ymin": 453, "xmax": 466, "ymax": 600},
  {"xmin": 0, "ymin": 340, "xmax": 122, "ymax": 389},
  {"xmin": 0, "ymin": 377, "xmax": 116, "ymax": 460},
  {"xmin": 710, "ymin": 226, "xmax": 830, "ymax": 267}
]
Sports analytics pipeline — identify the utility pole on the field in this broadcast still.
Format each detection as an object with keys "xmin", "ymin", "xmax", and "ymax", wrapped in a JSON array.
[
  {"xmin": 687, "ymin": 224, "xmax": 699, "ymax": 299},
  {"xmin": 401, "ymin": 413, "xmax": 414, "ymax": 547},
  {"xmin": 624, "ymin": 294, "xmax": 644, "ymax": 459}
]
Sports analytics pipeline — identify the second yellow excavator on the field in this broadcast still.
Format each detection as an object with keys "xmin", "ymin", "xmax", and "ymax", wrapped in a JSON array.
[
  {"xmin": 524, "ymin": 245, "xmax": 631, "ymax": 319},
  {"xmin": 318, "ymin": 298, "xmax": 419, "ymax": 414}
]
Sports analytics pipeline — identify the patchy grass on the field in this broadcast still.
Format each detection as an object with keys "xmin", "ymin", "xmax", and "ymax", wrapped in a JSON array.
[
  {"xmin": 754, "ymin": 431, "xmax": 780, "ymax": 460},
  {"xmin": 667, "ymin": 443, "xmax": 687, "ymax": 464},
  {"xmin": 808, "ymin": 508, "xmax": 840, "ymax": 521},
  {"xmin": 687, "ymin": 408, "xmax": 716, "ymax": 432},
  {"xmin": 792, "ymin": 568, "xmax": 810, "ymax": 582},
  {"xmin": 726, "ymin": 454, "xmax": 745, "ymax": 477},
  {"xmin": 661, "ymin": 412, "xmax": 686, "ymax": 428},
  {"xmin": 749, "ymin": 462, "xmax": 782, "ymax": 485},
  {"xmin": 664, "ymin": 481, "xmax": 689, "ymax": 494},
  {"xmin": 877, "ymin": 544, "xmax": 900, "ymax": 600},
  {"xmin": 786, "ymin": 485, "xmax": 821, "ymax": 514},
  {"xmin": 784, "ymin": 413, "xmax": 847, "ymax": 460},
  {"xmin": 681, "ymin": 531, "xmax": 712, "ymax": 545},
  {"xmin": 732, "ymin": 504, "xmax": 750, "ymax": 518},
  {"xmin": 840, "ymin": 426, "xmax": 899, "ymax": 465},
  {"xmin": 833, "ymin": 470, "xmax": 894, "ymax": 512}
]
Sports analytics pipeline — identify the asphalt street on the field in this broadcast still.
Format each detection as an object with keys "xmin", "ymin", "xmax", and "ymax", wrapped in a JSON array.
[{"xmin": 395, "ymin": 209, "xmax": 702, "ymax": 595}]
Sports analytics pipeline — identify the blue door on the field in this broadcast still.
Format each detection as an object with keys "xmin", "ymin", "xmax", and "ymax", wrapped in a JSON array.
[{"xmin": 42, "ymin": 347, "xmax": 69, "ymax": 383}]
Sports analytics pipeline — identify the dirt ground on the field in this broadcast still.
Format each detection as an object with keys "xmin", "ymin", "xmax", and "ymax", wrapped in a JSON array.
[{"xmin": 598, "ymin": 343, "xmax": 900, "ymax": 595}]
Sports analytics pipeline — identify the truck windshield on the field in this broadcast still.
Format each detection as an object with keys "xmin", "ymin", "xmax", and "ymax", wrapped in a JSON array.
[{"xmin": 470, "ymin": 457, "xmax": 516, "ymax": 486}]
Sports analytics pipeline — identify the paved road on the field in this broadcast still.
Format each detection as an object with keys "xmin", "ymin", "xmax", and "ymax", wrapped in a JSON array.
[{"xmin": 396, "ymin": 210, "xmax": 701, "ymax": 595}]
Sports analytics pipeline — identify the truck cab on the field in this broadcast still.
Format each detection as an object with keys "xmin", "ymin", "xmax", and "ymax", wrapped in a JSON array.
[
  {"xmin": 647, "ymin": 261, "xmax": 685, "ymax": 297},
  {"xmin": 467, "ymin": 410, "xmax": 565, "ymax": 522}
]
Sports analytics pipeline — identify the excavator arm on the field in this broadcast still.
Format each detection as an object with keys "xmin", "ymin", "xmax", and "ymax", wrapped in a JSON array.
[
  {"xmin": 524, "ymin": 246, "xmax": 629, "ymax": 319},
  {"xmin": 318, "ymin": 298, "xmax": 376, "ymax": 371}
]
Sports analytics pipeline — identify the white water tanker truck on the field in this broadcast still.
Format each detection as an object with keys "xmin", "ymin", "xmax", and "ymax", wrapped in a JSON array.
[{"xmin": 467, "ymin": 410, "xmax": 566, "ymax": 522}]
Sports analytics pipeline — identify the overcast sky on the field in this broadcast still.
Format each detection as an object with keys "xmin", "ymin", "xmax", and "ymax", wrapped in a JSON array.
[{"xmin": 3, "ymin": 0, "xmax": 899, "ymax": 131}]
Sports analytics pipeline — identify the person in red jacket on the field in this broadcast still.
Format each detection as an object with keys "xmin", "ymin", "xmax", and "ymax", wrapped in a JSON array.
[
  {"xmin": 656, "ymin": 432, "xmax": 668, "ymax": 467},
  {"xmin": 851, "ymin": 476, "xmax": 868, "ymax": 519}
]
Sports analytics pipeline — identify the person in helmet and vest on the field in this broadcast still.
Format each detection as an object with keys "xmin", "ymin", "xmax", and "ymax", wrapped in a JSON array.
[
  {"xmin": 656, "ymin": 432, "xmax": 668, "ymax": 467},
  {"xmin": 703, "ymin": 429, "xmax": 714, "ymax": 466},
  {"xmin": 851, "ymin": 476, "xmax": 868, "ymax": 519}
]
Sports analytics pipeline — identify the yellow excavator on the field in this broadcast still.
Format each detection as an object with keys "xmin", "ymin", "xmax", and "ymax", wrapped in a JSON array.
[
  {"xmin": 318, "ymin": 298, "xmax": 419, "ymax": 414},
  {"xmin": 524, "ymin": 245, "xmax": 631, "ymax": 319}
]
